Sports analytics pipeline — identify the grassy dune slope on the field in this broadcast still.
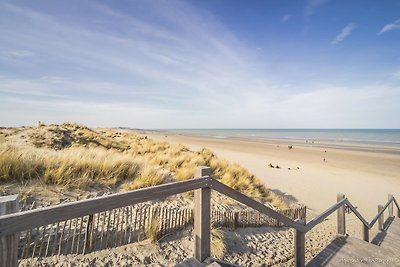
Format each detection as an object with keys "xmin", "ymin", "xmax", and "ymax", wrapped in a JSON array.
[{"xmin": 0, "ymin": 123, "xmax": 286, "ymax": 208}]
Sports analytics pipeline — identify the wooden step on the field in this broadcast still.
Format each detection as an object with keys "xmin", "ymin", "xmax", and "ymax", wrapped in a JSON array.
[{"xmin": 307, "ymin": 235, "xmax": 399, "ymax": 266}]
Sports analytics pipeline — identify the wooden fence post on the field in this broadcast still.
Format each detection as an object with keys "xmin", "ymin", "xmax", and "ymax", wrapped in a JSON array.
[
  {"xmin": 378, "ymin": 205, "xmax": 384, "ymax": 231},
  {"xmin": 194, "ymin": 167, "xmax": 211, "ymax": 262},
  {"xmin": 0, "ymin": 195, "xmax": 19, "ymax": 267},
  {"xmin": 294, "ymin": 219, "xmax": 305, "ymax": 267},
  {"xmin": 337, "ymin": 193, "xmax": 346, "ymax": 235},
  {"xmin": 363, "ymin": 224, "xmax": 369, "ymax": 242},
  {"xmin": 388, "ymin": 194, "xmax": 393, "ymax": 218}
]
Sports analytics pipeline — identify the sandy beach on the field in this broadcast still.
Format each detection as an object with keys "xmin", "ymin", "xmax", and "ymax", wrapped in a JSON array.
[
  {"xmin": 2, "ymin": 124, "xmax": 399, "ymax": 266},
  {"xmin": 144, "ymin": 131, "xmax": 400, "ymax": 221}
]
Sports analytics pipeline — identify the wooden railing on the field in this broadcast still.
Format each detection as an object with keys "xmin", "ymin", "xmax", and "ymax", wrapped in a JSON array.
[{"xmin": 0, "ymin": 166, "xmax": 399, "ymax": 267}]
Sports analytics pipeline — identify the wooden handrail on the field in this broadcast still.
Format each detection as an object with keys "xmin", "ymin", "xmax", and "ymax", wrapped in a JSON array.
[
  {"xmin": 344, "ymin": 199, "xmax": 369, "ymax": 227},
  {"xmin": 0, "ymin": 177, "xmax": 209, "ymax": 237},
  {"xmin": 369, "ymin": 196, "xmax": 394, "ymax": 228},
  {"xmin": 305, "ymin": 198, "xmax": 347, "ymax": 231},
  {"xmin": 210, "ymin": 179, "xmax": 306, "ymax": 232}
]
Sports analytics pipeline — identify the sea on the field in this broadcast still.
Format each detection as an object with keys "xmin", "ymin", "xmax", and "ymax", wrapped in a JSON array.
[{"xmin": 160, "ymin": 129, "xmax": 400, "ymax": 148}]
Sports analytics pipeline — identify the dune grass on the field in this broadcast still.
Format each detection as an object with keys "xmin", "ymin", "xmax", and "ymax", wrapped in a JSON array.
[
  {"xmin": 129, "ymin": 141, "xmax": 286, "ymax": 208},
  {"xmin": 0, "ymin": 123, "xmax": 287, "ymax": 208},
  {"xmin": 0, "ymin": 145, "xmax": 164, "ymax": 190},
  {"xmin": 211, "ymin": 228, "xmax": 227, "ymax": 259},
  {"xmin": 145, "ymin": 216, "xmax": 161, "ymax": 243}
]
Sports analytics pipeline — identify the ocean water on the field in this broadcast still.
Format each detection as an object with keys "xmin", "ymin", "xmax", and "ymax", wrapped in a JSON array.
[{"xmin": 162, "ymin": 129, "xmax": 400, "ymax": 147}]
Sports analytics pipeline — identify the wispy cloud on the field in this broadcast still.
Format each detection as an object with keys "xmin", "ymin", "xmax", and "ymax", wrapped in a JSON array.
[
  {"xmin": 305, "ymin": 0, "xmax": 330, "ymax": 16},
  {"xmin": 1, "ymin": 50, "xmax": 34, "ymax": 57},
  {"xmin": 0, "ymin": 1, "xmax": 399, "ymax": 128},
  {"xmin": 281, "ymin": 14, "xmax": 291, "ymax": 23},
  {"xmin": 0, "ymin": 1, "xmax": 276, "ymax": 127},
  {"xmin": 331, "ymin": 23, "xmax": 356, "ymax": 45},
  {"xmin": 377, "ymin": 19, "xmax": 400, "ymax": 35}
]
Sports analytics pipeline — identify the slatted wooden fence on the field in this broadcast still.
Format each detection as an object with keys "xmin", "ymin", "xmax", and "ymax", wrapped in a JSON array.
[
  {"xmin": 211, "ymin": 206, "xmax": 306, "ymax": 228},
  {"xmin": 15, "ymin": 203, "xmax": 305, "ymax": 259},
  {"xmin": 16, "ymin": 205, "xmax": 193, "ymax": 259}
]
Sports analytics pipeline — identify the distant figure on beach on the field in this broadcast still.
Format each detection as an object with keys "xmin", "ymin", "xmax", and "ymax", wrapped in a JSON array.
[
  {"xmin": 144, "ymin": 136, "xmax": 147, "ymax": 139},
  {"xmin": 288, "ymin": 145, "xmax": 293, "ymax": 149}
]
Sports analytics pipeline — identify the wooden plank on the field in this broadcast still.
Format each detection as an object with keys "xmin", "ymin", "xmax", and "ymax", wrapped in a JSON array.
[
  {"xmin": 337, "ymin": 194, "xmax": 346, "ymax": 235},
  {"xmin": 0, "ymin": 195, "xmax": 19, "ymax": 267},
  {"xmin": 51, "ymin": 222, "xmax": 60, "ymax": 256},
  {"xmin": 38, "ymin": 225, "xmax": 47, "ymax": 257},
  {"xmin": 294, "ymin": 219, "xmax": 305, "ymax": 267},
  {"xmin": 378, "ymin": 205, "xmax": 384, "ymax": 231},
  {"xmin": 307, "ymin": 235, "xmax": 400, "ymax": 267},
  {"xmin": 65, "ymin": 220, "xmax": 72, "ymax": 255},
  {"xmin": 0, "ymin": 178, "xmax": 208, "ymax": 237},
  {"xmin": 194, "ymin": 186, "xmax": 211, "ymax": 262},
  {"xmin": 31, "ymin": 227, "xmax": 39, "ymax": 258},
  {"xmin": 83, "ymin": 214, "xmax": 94, "ymax": 254},
  {"xmin": 210, "ymin": 179, "xmax": 306, "ymax": 231},
  {"xmin": 389, "ymin": 194, "xmax": 394, "ymax": 217},
  {"xmin": 99, "ymin": 211, "xmax": 108, "ymax": 249},
  {"xmin": 194, "ymin": 165, "xmax": 212, "ymax": 262},
  {"xmin": 114, "ymin": 208, "xmax": 121, "ymax": 247},
  {"xmin": 22, "ymin": 229, "xmax": 32, "ymax": 258},
  {"xmin": 363, "ymin": 223, "xmax": 369, "ymax": 242},
  {"xmin": 58, "ymin": 221, "xmax": 67, "ymax": 255},
  {"xmin": 44, "ymin": 223, "xmax": 54, "ymax": 257},
  {"xmin": 377, "ymin": 218, "xmax": 400, "ymax": 253},
  {"xmin": 76, "ymin": 216, "xmax": 84, "ymax": 254}
]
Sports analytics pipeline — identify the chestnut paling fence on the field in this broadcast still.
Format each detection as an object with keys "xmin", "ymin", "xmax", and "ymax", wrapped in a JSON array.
[
  {"xmin": 0, "ymin": 166, "xmax": 398, "ymax": 267},
  {"xmin": 11, "ymin": 204, "xmax": 306, "ymax": 260}
]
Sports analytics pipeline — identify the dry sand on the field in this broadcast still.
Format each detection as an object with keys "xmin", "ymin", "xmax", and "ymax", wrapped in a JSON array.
[{"xmin": 145, "ymin": 132, "xmax": 400, "ymax": 220}]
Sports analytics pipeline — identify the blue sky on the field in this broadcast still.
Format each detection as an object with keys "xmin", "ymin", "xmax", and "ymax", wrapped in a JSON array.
[{"xmin": 0, "ymin": 0, "xmax": 399, "ymax": 128}]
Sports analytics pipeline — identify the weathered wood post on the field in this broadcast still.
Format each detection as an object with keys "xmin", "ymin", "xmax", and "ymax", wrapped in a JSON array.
[
  {"xmin": 294, "ymin": 219, "xmax": 305, "ymax": 267},
  {"xmin": 0, "ymin": 195, "xmax": 19, "ymax": 267},
  {"xmin": 337, "ymin": 193, "xmax": 346, "ymax": 235},
  {"xmin": 388, "ymin": 194, "xmax": 393, "ymax": 218},
  {"xmin": 363, "ymin": 224, "xmax": 369, "ymax": 242},
  {"xmin": 194, "ymin": 166, "xmax": 211, "ymax": 262},
  {"xmin": 378, "ymin": 205, "xmax": 384, "ymax": 231}
]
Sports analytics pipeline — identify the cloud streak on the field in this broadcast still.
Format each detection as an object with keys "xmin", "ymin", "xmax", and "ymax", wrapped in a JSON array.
[
  {"xmin": 305, "ymin": 0, "xmax": 330, "ymax": 16},
  {"xmin": 331, "ymin": 23, "xmax": 356, "ymax": 45},
  {"xmin": 1, "ymin": 50, "xmax": 34, "ymax": 57},
  {"xmin": 0, "ymin": 1, "xmax": 399, "ymax": 128},
  {"xmin": 281, "ymin": 14, "xmax": 291, "ymax": 23},
  {"xmin": 377, "ymin": 19, "xmax": 400, "ymax": 35}
]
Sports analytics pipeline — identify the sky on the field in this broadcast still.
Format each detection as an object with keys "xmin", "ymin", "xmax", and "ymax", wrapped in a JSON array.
[{"xmin": 0, "ymin": 0, "xmax": 400, "ymax": 128}]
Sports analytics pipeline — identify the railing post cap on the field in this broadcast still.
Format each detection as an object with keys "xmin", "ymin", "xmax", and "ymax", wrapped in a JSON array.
[
  {"xmin": 195, "ymin": 166, "xmax": 212, "ymax": 178},
  {"xmin": 0, "ymin": 194, "xmax": 19, "ymax": 203}
]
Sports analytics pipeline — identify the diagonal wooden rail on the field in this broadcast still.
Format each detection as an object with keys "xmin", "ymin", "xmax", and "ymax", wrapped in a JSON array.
[{"xmin": 0, "ymin": 166, "xmax": 399, "ymax": 267}]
